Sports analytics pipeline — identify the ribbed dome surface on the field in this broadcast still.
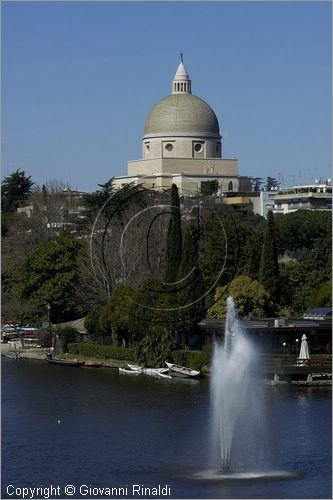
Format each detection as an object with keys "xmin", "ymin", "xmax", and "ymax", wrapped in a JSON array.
[{"xmin": 144, "ymin": 94, "xmax": 220, "ymax": 137}]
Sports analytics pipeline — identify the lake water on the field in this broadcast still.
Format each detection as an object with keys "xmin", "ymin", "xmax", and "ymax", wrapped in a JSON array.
[{"xmin": 1, "ymin": 357, "xmax": 331, "ymax": 499}]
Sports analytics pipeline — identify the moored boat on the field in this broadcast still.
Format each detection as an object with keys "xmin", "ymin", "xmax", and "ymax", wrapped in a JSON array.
[
  {"xmin": 166, "ymin": 362, "xmax": 200, "ymax": 378},
  {"xmin": 82, "ymin": 361, "xmax": 102, "ymax": 368},
  {"xmin": 127, "ymin": 363, "xmax": 168, "ymax": 374},
  {"xmin": 156, "ymin": 371, "xmax": 172, "ymax": 379},
  {"xmin": 127, "ymin": 364, "xmax": 170, "ymax": 376},
  {"xmin": 46, "ymin": 358, "xmax": 85, "ymax": 367},
  {"xmin": 119, "ymin": 367, "xmax": 140, "ymax": 375}
]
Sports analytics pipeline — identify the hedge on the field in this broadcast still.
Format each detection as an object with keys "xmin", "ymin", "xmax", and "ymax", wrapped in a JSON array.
[
  {"xmin": 67, "ymin": 343, "xmax": 211, "ymax": 371},
  {"xmin": 68, "ymin": 343, "xmax": 138, "ymax": 361}
]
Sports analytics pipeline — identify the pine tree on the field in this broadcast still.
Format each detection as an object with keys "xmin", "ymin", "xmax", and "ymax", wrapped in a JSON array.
[
  {"xmin": 163, "ymin": 184, "xmax": 182, "ymax": 283},
  {"xmin": 259, "ymin": 210, "xmax": 280, "ymax": 306},
  {"xmin": 1, "ymin": 169, "xmax": 34, "ymax": 212}
]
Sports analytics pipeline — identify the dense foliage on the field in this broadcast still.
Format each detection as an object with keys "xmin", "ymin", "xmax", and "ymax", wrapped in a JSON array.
[
  {"xmin": 58, "ymin": 326, "xmax": 77, "ymax": 352},
  {"xmin": 2, "ymin": 170, "xmax": 331, "ymax": 331},
  {"xmin": 137, "ymin": 325, "xmax": 174, "ymax": 367},
  {"xmin": 19, "ymin": 236, "xmax": 82, "ymax": 322},
  {"xmin": 174, "ymin": 224, "xmax": 205, "ymax": 329},
  {"xmin": 99, "ymin": 285, "xmax": 135, "ymax": 345},
  {"xmin": 68, "ymin": 343, "xmax": 138, "ymax": 361},
  {"xmin": 209, "ymin": 276, "xmax": 269, "ymax": 319},
  {"xmin": 172, "ymin": 349, "xmax": 210, "ymax": 371},
  {"xmin": 1, "ymin": 169, "xmax": 34, "ymax": 212}
]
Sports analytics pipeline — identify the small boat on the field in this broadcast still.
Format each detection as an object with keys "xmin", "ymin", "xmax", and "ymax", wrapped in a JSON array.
[
  {"xmin": 166, "ymin": 362, "xmax": 200, "ymax": 378},
  {"xmin": 156, "ymin": 371, "xmax": 172, "ymax": 379},
  {"xmin": 127, "ymin": 364, "xmax": 169, "ymax": 375},
  {"xmin": 82, "ymin": 361, "xmax": 102, "ymax": 368},
  {"xmin": 5, "ymin": 351, "xmax": 20, "ymax": 360},
  {"xmin": 119, "ymin": 367, "xmax": 140, "ymax": 375},
  {"xmin": 46, "ymin": 358, "xmax": 85, "ymax": 367},
  {"xmin": 127, "ymin": 364, "xmax": 142, "ymax": 371},
  {"xmin": 127, "ymin": 364, "xmax": 170, "ymax": 377}
]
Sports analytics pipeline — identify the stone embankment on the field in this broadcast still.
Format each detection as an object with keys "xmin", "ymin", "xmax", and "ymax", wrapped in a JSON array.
[{"xmin": 1, "ymin": 344, "xmax": 50, "ymax": 360}]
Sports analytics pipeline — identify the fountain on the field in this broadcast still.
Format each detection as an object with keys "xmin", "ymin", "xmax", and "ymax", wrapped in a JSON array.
[
  {"xmin": 210, "ymin": 296, "xmax": 259, "ymax": 473},
  {"xmin": 194, "ymin": 296, "xmax": 300, "ymax": 482}
]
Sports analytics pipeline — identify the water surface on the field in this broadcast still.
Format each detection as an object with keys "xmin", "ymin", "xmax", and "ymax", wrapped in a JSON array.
[{"xmin": 1, "ymin": 357, "xmax": 331, "ymax": 498}]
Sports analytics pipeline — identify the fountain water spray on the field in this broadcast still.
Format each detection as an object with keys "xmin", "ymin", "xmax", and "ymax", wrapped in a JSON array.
[
  {"xmin": 194, "ymin": 296, "xmax": 301, "ymax": 481},
  {"xmin": 210, "ymin": 296, "xmax": 258, "ymax": 472}
]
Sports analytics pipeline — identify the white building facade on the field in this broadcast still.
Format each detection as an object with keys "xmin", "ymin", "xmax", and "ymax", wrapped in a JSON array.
[{"xmin": 272, "ymin": 182, "xmax": 332, "ymax": 215}]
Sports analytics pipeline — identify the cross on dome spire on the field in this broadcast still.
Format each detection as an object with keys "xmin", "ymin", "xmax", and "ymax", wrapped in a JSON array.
[{"xmin": 172, "ymin": 54, "xmax": 192, "ymax": 95}]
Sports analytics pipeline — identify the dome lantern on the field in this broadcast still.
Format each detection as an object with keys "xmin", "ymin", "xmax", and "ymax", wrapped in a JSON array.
[{"xmin": 172, "ymin": 53, "xmax": 192, "ymax": 95}]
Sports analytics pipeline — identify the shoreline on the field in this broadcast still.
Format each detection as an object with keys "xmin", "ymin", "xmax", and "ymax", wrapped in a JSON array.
[
  {"xmin": 2, "ymin": 345, "xmax": 332, "ymax": 386},
  {"xmin": 0, "ymin": 345, "xmax": 127, "ymax": 369}
]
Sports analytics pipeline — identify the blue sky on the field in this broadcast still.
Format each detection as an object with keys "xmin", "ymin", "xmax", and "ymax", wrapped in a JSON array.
[{"xmin": 2, "ymin": 1, "xmax": 331, "ymax": 192}]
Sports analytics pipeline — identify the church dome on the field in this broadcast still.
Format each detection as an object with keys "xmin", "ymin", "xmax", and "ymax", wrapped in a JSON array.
[{"xmin": 144, "ymin": 93, "xmax": 221, "ymax": 138}]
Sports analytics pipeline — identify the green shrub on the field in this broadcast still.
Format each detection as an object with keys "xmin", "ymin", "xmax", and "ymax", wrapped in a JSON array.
[
  {"xmin": 67, "ymin": 342, "xmax": 138, "ymax": 361},
  {"xmin": 38, "ymin": 328, "xmax": 53, "ymax": 348},
  {"xmin": 58, "ymin": 327, "xmax": 77, "ymax": 352},
  {"xmin": 172, "ymin": 349, "xmax": 211, "ymax": 371}
]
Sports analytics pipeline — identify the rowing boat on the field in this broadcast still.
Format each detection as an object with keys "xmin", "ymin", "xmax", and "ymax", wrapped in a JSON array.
[
  {"xmin": 119, "ymin": 367, "xmax": 140, "ymax": 375},
  {"xmin": 165, "ymin": 362, "xmax": 200, "ymax": 378},
  {"xmin": 127, "ymin": 364, "xmax": 169, "ymax": 375}
]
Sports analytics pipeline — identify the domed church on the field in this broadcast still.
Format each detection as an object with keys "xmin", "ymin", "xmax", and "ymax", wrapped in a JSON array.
[{"xmin": 114, "ymin": 56, "xmax": 240, "ymax": 196}]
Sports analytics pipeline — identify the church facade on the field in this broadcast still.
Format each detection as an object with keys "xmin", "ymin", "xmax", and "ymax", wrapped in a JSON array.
[{"xmin": 114, "ymin": 57, "xmax": 240, "ymax": 196}]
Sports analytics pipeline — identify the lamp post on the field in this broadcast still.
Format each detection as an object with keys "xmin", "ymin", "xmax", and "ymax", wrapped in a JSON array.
[
  {"xmin": 282, "ymin": 342, "xmax": 286, "ymax": 357},
  {"xmin": 295, "ymin": 338, "xmax": 299, "ymax": 357}
]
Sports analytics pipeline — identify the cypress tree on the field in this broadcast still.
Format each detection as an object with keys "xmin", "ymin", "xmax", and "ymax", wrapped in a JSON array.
[
  {"xmin": 259, "ymin": 210, "xmax": 280, "ymax": 305},
  {"xmin": 163, "ymin": 184, "xmax": 182, "ymax": 283},
  {"xmin": 176, "ymin": 224, "xmax": 205, "ymax": 328}
]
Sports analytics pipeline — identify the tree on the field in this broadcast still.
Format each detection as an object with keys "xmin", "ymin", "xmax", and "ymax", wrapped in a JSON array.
[
  {"xmin": 163, "ymin": 184, "xmax": 182, "ymax": 283},
  {"xmin": 77, "ymin": 183, "xmax": 161, "ymax": 307},
  {"xmin": 201, "ymin": 180, "xmax": 219, "ymax": 196},
  {"xmin": 259, "ymin": 210, "xmax": 280, "ymax": 306},
  {"xmin": 208, "ymin": 275, "xmax": 269, "ymax": 319},
  {"xmin": 251, "ymin": 177, "xmax": 263, "ymax": 192},
  {"xmin": 275, "ymin": 210, "xmax": 331, "ymax": 255},
  {"xmin": 264, "ymin": 176, "xmax": 279, "ymax": 191},
  {"xmin": 1, "ymin": 169, "xmax": 34, "ymax": 212},
  {"xmin": 84, "ymin": 305, "xmax": 104, "ymax": 342},
  {"xmin": 82, "ymin": 177, "xmax": 115, "ymax": 217},
  {"xmin": 199, "ymin": 207, "xmax": 242, "ymax": 295},
  {"xmin": 175, "ymin": 224, "xmax": 205, "ymax": 330},
  {"xmin": 58, "ymin": 326, "xmax": 77, "ymax": 352},
  {"xmin": 309, "ymin": 281, "xmax": 332, "ymax": 308},
  {"xmin": 99, "ymin": 284, "xmax": 135, "ymax": 346},
  {"xmin": 280, "ymin": 256, "xmax": 331, "ymax": 316},
  {"xmin": 243, "ymin": 228, "xmax": 264, "ymax": 280},
  {"xmin": 137, "ymin": 324, "xmax": 174, "ymax": 367},
  {"xmin": 19, "ymin": 236, "xmax": 82, "ymax": 322}
]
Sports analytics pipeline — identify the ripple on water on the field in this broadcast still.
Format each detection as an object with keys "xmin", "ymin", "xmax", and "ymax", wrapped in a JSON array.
[{"xmin": 193, "ymin": 469, "xmax": 302, "ymax": 482}]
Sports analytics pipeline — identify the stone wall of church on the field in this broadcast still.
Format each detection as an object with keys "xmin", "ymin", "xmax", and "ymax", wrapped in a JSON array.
[
  {"xmin": 128, "ymin": 157, "xmax": 238, "ymax": 177},
  {"xmin": 142, "ymin": 136, "xmax": 222, "ymax": 160}
]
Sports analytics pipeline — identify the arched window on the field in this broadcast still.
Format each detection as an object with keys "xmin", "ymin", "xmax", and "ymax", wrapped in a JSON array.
[{"xmin": 228, "ymin": 181, "xmax": 233, "ymax": 192}]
